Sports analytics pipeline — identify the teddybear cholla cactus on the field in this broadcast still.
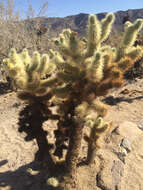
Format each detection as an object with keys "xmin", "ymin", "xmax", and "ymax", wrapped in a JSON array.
[
  {"xmin": 3, "ymin": 48, "xmax": 60, "ymax": 172},
  {"xmin": 52, "ymin": 13, "xmax": 143, "ymax": 174},
  {"xmin": 3, "ymin": 13, "xmax": 143, "ymax": 188}
]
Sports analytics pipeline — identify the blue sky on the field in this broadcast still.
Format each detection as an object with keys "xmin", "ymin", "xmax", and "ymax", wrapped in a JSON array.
[{"xmin": 15, "ymin": 0, "xmax": 143, "ymax": 18}]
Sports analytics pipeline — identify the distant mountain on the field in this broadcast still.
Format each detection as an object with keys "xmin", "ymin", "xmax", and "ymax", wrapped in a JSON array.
[{"xmin": 34, "ymin": 8, "xmax": 143, "ymax": 38}]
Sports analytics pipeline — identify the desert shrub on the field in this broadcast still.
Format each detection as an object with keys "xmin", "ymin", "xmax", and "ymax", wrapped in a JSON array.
[
  {"xmin": 0, "ymin": 0, "xmax": 49, "ymax": 88},
  {"xmin": 3, "ymin": 13, "xmax": 143, "ymax": 190}
]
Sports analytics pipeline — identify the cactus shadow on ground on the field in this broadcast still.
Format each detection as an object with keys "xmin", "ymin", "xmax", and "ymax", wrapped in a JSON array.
[
  {"xmin": 102, "ymin": 94, "xmax": 143, "ymax": 105},
  {"xmin": 0, "ymin": 161, "xmax": 48, "ymax": 190},
  {"xmin": 0, "ymin": 82, "xmax": 12, "ymax": 95}
]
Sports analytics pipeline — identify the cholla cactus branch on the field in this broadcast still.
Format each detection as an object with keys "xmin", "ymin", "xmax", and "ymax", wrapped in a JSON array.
[
  {"xmin": 116, "ymin": 19, "xmax": 143, "ymax": 61},
  {"xmin": 100, "ymin": 13, "xmax": 115, "ymax": 43},
  {"xmin": 4, "ymin": 48, "xmax": 57, "ymax": 97},
  {"xmin": 85, "ymin": 116, "xmax": 110, "ymax": 164}
]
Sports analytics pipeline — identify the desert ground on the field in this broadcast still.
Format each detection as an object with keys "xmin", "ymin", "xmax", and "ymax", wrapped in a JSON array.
[{"xmin": 0, "ymin": 78, "xmax": 143, "ymax": 190}]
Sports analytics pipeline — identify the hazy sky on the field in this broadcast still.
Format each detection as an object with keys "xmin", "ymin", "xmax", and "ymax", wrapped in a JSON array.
[{"xmin": 15, "ymin": 0, "xmax": 143, "ymax": 17}]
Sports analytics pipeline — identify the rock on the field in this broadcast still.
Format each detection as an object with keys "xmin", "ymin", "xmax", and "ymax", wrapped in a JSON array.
[
  {"xmin": 111, "ymin": 160, "xmax": 124, "ymax": 189},
  {"xmin": 137, "ymin": 120, "xmax": 143, "ymax": 130},
  {"xmin": 116, "ymin": 121, "xmax": 142, "ymax": 143},
  {"xmin": 121, "ymin": 138, "xmax": 132, "ymax": 152},
  {"xmin": 117, "ymin": 147, "xmax": 128, "ymax": 163}
]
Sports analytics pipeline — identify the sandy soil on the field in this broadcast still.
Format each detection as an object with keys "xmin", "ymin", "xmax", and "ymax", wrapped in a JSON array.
[{"xmin": 0, "ymin": 78, "xmax": 143, "ymax": 190}]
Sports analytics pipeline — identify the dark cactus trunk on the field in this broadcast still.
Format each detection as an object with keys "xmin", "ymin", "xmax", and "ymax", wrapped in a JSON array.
[
  {"xmin": 66, "ymin": 117, "xmax": 84, "ymax": 176},
  {"xmin": 86, "ymin": 141, "xmax": 97, "ymax": 165},
  {"xmin": 86, "ymin": 125, "xmax": 99, "ymax": 165}
]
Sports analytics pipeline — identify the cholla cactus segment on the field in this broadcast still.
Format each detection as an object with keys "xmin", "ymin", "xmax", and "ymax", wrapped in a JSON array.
[
  {"xmin": 55, "ymin": 29, "xmax": 81, "ymax": 58},
  {"xmin": 91, "ymin": 100, "xmax": 108, "ymax": 117},
  {"xmin": 118, "ymin": 56, "xmax": 134, "ymax": 71},
  {"xmin": 88, "ymin": 14, "xmax": 101, "ymax": 43},
  {"xmin": 100, "ymin": 13, "xmax": 115, "ymax": 43},
  {"xmin": 53, "ymin": 84, "xmax": 72, "ymax": 98},
  {"xmin": 85, "ymin": 14, "xmax": 101, "ymax": 57},
  {"xmin": 126, "ymin": 46, "xmax": 143, "ymax": 62},
  {"xmin": 85, "ymin": 116, "xmax": 110, "ymax": 164},
  {"xmin": 37, "ymin": 54, "xmax": 49, "ymax": 74},
  {"xmin": 122, "ymin": 19, "xmax": 143, "ymax": 49},
  {"xmin": 21, "ymin": 48, "xmax": 31, "ymax": 66},
  {"xmin": 46, "ymin": 177, "xmax": 59, "ymax": 187},
  {"xmin": 57, "ymin": 71, "xmax": 78, "ymax": 82},
  {"xmin": 124, "ymin": 21, "xmax": 132, "ymax": 31},
  {"xmin": 75, "ymin": 101, "xmax": 89, "ymax": 118},
  {"xmin": 116, "ymin": 19, "xmax": 143, "ymax": 62},
  {"xmin": 86, "ymin": 51, "xmax": 104, "ymax": 83}
]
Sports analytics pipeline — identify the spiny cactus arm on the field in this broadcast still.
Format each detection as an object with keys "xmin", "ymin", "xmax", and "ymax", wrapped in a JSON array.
[
  {"xmin": 8, "ymin": 48, "xmax": 22, "ymax": 65},
  {"xmin": 116, "ymin": 19, "xmax": 143, "ymax": 61},
  {"xmin": 100, "ymin": 45, "xmax": 114, "ymax": 52},
  {"xmin": 40, "ymin": 77, "xmax": 58, "ymax": 87},
  {"xmin": 90, "ymin": 100, "xmax": 108, "ymax": 117},
  {"xmin": 37, "ymin": 54, "xmax": 49, "ymax": 74},
  {"xmin": 100, "ymin": 13, "xmax": 115, "ymax": 43},
  {"xmin": 28, "ymin": 51, "xmax": 40, "ymax": 72},
  {"xmin": 85, "ymin": 14, "xmax": 101, "ymax": 57},
  {"xmin": 110, "ymin": 67, "xmax": 123, "ymax": 80},
  {"xmin": 53, "ymin": 84, "xmax": 73, "ymax": 98},
  {"xmin": 75, "ymin": 101, "xmax": 90, "ymax": 119},
  {"xmin": 85, "ymin": 116, "xmax": 110, "ymax": 164},
  {"xmin": 86, "ymin": 52, "xmax": 104, "ymax": 83},
  {"xmin": 122, "ymin": 19, "xmax": 143, "ymax": 48},
  {"xmin": 57, "ymin": 71, "xmax": 78, "ymax": 83},
  {"xmin": 25, "ymin": 74, "xmax": 40, "ymax": 91},
  {"xmin": 95, "ymin": 75, "xmax": 123, "ymax": 96},
  {"xmin": 117, "ymin": 56, "xmax": 134, "ymax": 72},
  {"xmin": 4, "ymin": 49, "xmax": 25, "ymax": 77},
  {"xmin": 102, "ymin": 52, "xmax": 115, "ymax": 73},
  {"xmin": 124, "ymin": 21, "xmax": 132, "ymax": 31},
  {"xmin": 52, "ymin": 51, "xmax": 65, "ymax": 68},
  {"xmin": 5, "ymin": 63, "xmax": 20, "ymax": 77},
  {"xmin": 55, "ymin": 29, "xmax": 82, "ymax": 59},
  {"xmin": 126, "ymin": 46, "xmax": 143, "ymax": 62},
  {"xmin": 20, "ymin": 48, "xmax": 31, "ymax": 66},
  {"xmin": 68, "ymin": 31, "xmax": 81, "ymax": 57}
]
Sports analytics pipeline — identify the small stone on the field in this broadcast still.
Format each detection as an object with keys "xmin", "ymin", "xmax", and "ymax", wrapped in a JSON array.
[
  {"xmin": 137, "ymin": 120, "xmax": 143, "ymax": 130},
  {"xmin": 120, "ymin": 147, "xmax": 128, "ymax": 157},
  {"xmin": 121, "ymin": 138, "xmax": 132, "ymax": 152},
  {"xmin": 115, "ymin": 146, "xmax": 128, "ymax": 163}
]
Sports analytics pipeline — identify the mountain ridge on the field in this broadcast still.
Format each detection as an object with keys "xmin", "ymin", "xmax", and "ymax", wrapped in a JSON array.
[{"xmin": 36, "ymin": 8, "xmax": 143, "ymax": 38}]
